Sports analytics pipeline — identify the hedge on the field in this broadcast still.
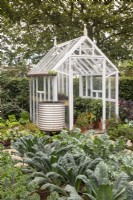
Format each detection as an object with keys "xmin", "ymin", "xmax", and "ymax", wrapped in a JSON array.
[
  {"xmin": 119, "ymin": 77, "xmax": 133, "ymax": 100},
  {"xmin": 0, "ymin": 77, "xmax": 29, "ymax": 118}
]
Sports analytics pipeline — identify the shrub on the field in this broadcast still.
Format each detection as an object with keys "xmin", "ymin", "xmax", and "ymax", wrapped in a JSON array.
[
  {"xmin": 119, "ymin": 77, "xmax": 133, "ymax": 101},
  {"xmin": 0, "ymin": 123, "xmax": 5, "ymax": 129},
  {"xmin": 0, "ymin": 77, "xmax": 29, "ymax": 118},
  {"xmin": 19, "ymin": 111, "xmax": 30, "ymax": 125},
  {"xmin": 0, "ymin": 150, "xmax": 39, "ymax": 200},
  {"xmin": 76, "ymin": 112, "xmax": 88, "ymax": 128},
  {"xmin": 119, "ymin": 98, "xmax": 133, "ymax": 121},
  {"xmin": 74, "ymin": 97, "xmax": 102, "ymax": 121},
  {"xmin": 108, "ymin": 123, "xmax": 133, "ymax": 142}
]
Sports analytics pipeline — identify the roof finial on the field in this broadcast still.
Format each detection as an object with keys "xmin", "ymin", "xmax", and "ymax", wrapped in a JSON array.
[
  {"xmin": 54, "ymin": 36, "xmax": 57, "ymax": 46},
  {"xmin": 83, "ymin": 24, "xmax": 88, "ymax": 36}
]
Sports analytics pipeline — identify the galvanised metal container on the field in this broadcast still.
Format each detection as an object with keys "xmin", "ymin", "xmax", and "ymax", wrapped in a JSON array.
[{"xmin": 38, "ymin": 101, "xmax": 65, "ymax": 131}]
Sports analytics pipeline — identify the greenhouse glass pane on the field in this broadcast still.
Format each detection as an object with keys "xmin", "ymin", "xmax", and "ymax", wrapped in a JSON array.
[
  {"xmin": 93, "ymin": 92, "xmax": 96, "ymax": 97},
  {"xmin": 38, "ymin": 77, "xmax": 44, "ymax": 91},
  {"xmin": 93, "ymin": 76, "xmax": 102, "ymax": 90},
  {"xmin": 111, "ymin": 77, "xmax": 115, "ymax": 99},
  {"xmin": 29, "ymin": 37, "xmax": 82, "ymax": 74},
  {"xmin": 83, "ymin": 76, "xmax": 86, "ymax": 96}
]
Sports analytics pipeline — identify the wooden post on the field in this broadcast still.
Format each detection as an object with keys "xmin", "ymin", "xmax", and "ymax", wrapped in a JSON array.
[
  {"xmin": 69, "ymin": 58, "xmax": 73, "ymax": 130},
  {"xmin": 29, "ymin": 78, "xmax": 32, "ymax": 120},
  {"xmin": 115, "ymin": 72, "xmax": 119, "ymax": 117},
  {"xmin": 102, "ymin": 59, "xmax": 106, "ymax": 130},
  {"xmin": 36, "ymin": 77, "xmax": 38, "ymax": 125},
  {"xmin": 53, "ymin": 76, "xmax": 58, "ymax": 101}
]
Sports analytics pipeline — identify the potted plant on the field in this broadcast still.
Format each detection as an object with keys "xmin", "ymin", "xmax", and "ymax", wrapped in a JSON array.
[
  {"xmin": 75, "ymin": 112, "xmax": 88, "ymax": 133},
  {"xmin": 88, "ymin": 112, "xmax": 96, "ymax": 129},
  {"xmin": 48, "ymin": 70, "xmax": 57, "ymax": 76}
]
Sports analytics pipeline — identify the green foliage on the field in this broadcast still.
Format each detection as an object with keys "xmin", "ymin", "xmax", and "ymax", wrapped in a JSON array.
[
  {"xmin": 5, "ymin": 114, "xmax": 20, "ymax": 128},
  {"xmin": 19, "ymin": 111, "xmax": 30, "ymax": 125},
  {"xmin": 74, "ymin": 97, "xmax": 102, "ymax": 121},
  {"xmin": 118, "ymin": 60, "xmax": 133, "ymax": 78},
  {"xmin": 73, "ymin": 77, "xmax": 79, "ymax": 98},
  {"xmin": 0, "ymin": 123, "xmax": 6, "ymax": 129},
  {"xmin": 76, "ymin": 112, "xmax": 88, "ymax": 128},
  {"xmin": 119, "ymin": 99, "xmax": 133, "ymax": 121},
  {"xmin": 8, "ymin": 114, "xmax": 17, "ymax": 122},
  {"xmin": 0, "ymin": 150, "xmax": 39, "ymax": 200},
  {"xmin": 11, "ymin": 130, "xmax": 133, "ymax": 199},
  {"xmin": 48, "ymin": 70, "xmax": 57, "ymax": 76},
  {"xmin": 0, "ymin": 129, "xmax": 29, "ymax": 146},
  {"xmin": 0, "ymin": 116, "xmax": 43, "ymax": 147},
  {"xmin": 119, "ymin": 78, "xmax": 133, "ymax": 101},
  {"xmin": 0, "ymin": 0, "xmax": 132, "ymax": 67},
  {"xmin": 23, "ymin": 122, "xmax": 41, "ymax": 133},
  {"xmin": 0, "ymin": 76, "xmax": 29, "ymax": 117},
  {"xmin": 47, "ymin": 191, "xmax": 60, "ymax": 200},
  {"xmin": 12, "ymin": 134, "xmax": 50, "ymax": 156},
  {"xmin": 108, "ymin": 123, "xmax": 133, "ymax": 142}
]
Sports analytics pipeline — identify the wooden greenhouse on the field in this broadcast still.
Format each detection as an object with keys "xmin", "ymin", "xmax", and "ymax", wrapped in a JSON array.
[{"xmin": 28, "ymin": 25, "xmax": 119, "ymax": 131}]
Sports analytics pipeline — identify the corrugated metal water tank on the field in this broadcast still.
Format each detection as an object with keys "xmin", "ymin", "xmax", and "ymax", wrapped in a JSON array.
[{"xmin": 38, "ymin": 101, "xmax": 65, "ymax": 131}]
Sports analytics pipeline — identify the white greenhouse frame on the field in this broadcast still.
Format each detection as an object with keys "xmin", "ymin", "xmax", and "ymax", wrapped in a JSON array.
[{"xmin": 28, "ymin": 30, "xmax": 119, "ymax": 131}]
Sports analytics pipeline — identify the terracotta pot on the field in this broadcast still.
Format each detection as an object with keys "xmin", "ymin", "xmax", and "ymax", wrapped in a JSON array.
[
  {"xmin": 98, "ymin": 121, "xmax": 103, "ymax": 131},
  {"xmin": 81, "ymin": 127, "xmax": 86, "ymax": 133},
  {"xmin": 88, "ymin": 123, "xmax": 94, "ymax": 130},
  {"xmin": 93, "ymin": 121, "xmax": 99, "ymax": 129}
]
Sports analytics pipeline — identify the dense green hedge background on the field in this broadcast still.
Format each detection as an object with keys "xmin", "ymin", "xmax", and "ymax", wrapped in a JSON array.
[
  {"xmin": 0, "ymin": 77, "xmax": 29, "ymax": 118},
  {"xmin": 119, "ymin": 77, "xmax": 133, "ymax": 100}
]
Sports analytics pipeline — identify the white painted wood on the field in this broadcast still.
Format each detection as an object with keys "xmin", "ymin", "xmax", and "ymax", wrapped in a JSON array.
[
  {"xmin": 53, "ymin": 36, "xmax": 86, "ymax": 70},
  {"xmin": 83, "ymin": 24, "xmax": 88, "ymax": 36},
  {"xmin": 29, "ymin": 78, "xmax": 32, "ymax": 119},
  {"xmin": 79, "ymin": 44, "xmax": 81, "ymax": 55},
  {"xmin": 40, "ymin": 93, "xmax": 42, "ymax": 102},
  {"xmin": 36, "ymin": 77, "xmax": 38, "ymax": 125},
  {"xmin": 106, "ymin": 71, "xmax": 117, "ymax": 77},
  {"xmin": 69, "ymin": 58, "xmax": 73, "ymax": 130},
  {"xmin": 82, "ymin": 73, "xmax": 102, "ymax": 76},
  {"xmin": 71, "ymin": 55, "xmax": 103, "ymax": 59},
  {"xmin": 85, "ymin": 59, "xmax": 101, "ymax": 73},
  {"xmin": 76, "ymin": 58, "xmax": 93, "ymax": 73},
  {"xmin": 53, "ymin": 76, "xmax": 58, "ymax": 101},
  {"xmin": 75, "ymin": 59, "xmax": 91, "ymax": 73},
  {"xmin": 108, "ymin": 77, "xmax": 111, "ymax": 118},
  {"xmin": 32, "ymin": 77, "xmax": 35, "ymax": 123},
  {"xmin": 48, "ymin": 76, "xmax": 51, "ymax": 101},
  {"xmin": 92, "ymin": 90, "xmax": 102, "ymax": 92},
  {"xmin": 115, "ymin": 72, "xmax": 119, "ymax": 117},
  {"xmin": 58, "ymin": 70, "xmax": 69, "ymax": 76},
  {"xmin": 43, "ymin": 77, "xmax": 46, "ymax": 101},
  {"xmin": 57, "ymin": 73, "xmax": 60, "ymax": 94},
  {"xmin": 102, "ymin": 59, "xmax": 106, "ymax": 130},
  {"xmin": 86, "ymin": 36, "xmax": 119, "ymax": 71},
  {"xmin": 29, "ymin": 34, "xmax": 119, "ymax": 131}
]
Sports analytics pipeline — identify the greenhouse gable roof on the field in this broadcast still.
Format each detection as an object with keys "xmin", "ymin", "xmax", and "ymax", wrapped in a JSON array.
[{"xmin": 28, "ymin": 35, "xmax": 118, "ymax": 76}]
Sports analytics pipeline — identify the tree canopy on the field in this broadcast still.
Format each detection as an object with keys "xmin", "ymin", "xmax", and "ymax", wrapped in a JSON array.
[{"xmin": 0, "ymin": 0, "xmax": 132, "ymax": 67}]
